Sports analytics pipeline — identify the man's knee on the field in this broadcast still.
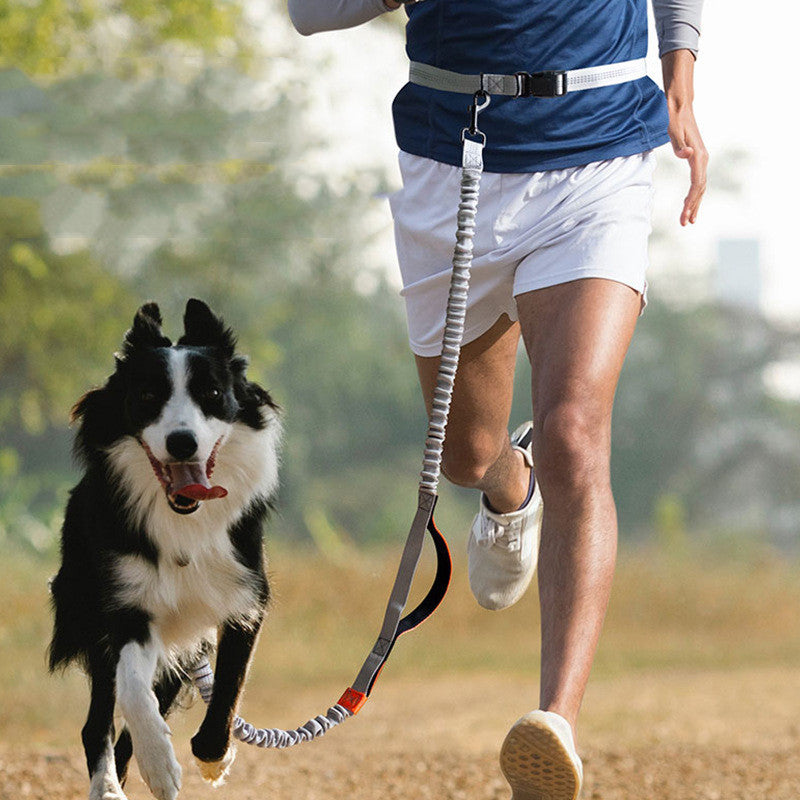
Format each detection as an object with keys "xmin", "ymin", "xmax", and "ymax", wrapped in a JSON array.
[
  {"xmin": 533, "ymin": 403, "xmax": 609, "ymax": 495},
  {"xmin": 441, "ymin": 429, "xmax": 504, "ymax": 489}
]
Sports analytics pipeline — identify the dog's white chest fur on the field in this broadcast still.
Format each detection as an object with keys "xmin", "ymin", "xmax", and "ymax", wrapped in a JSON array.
[
  {"xmin": 106, "ymin": 409, "xmax": 280, "ymax": 656},
  {"xmin": 115, "ymin": 539, "xmax": 260, "ymax": 652}
]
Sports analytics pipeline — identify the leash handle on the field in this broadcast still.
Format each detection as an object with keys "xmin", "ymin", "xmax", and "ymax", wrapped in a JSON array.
[{"xmin": 347, "ymin": 493, "xmax": 450, "ymax": 702}]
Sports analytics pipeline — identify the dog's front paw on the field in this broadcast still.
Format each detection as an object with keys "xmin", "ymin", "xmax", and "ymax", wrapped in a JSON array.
[
  {"xmin": 195, "ymin": 746, "xmax": 236, "ymax": 787},
  {"xmin": 88, "ymin": 753, "xmax": 129, "ymax": 800},
  {"xmin": 93, "ymin": 789, "xmax": 128, "ymax": 800},
  {"xmin": 191, "ymin": 726, "xmax": 236, "ymax": 787},
  {"xmin": 133, "ymin": 732, "xmax": 182, "ymax": 800},
  {"xmin": 89, "ymin": 776, "xmax": 129, "ymax": 800}
]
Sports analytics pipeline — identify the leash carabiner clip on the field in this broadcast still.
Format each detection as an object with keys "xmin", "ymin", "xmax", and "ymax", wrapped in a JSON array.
[{"xmin": 462, "ymin": 88, "xmax": 491, "ymax": 145}]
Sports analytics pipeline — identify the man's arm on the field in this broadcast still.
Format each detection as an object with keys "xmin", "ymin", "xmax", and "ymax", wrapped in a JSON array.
[
  {"xmin": 652, "ymin": 0, "xmax": 707, "ymax": 225},
  {"xmin": 287, "ymin": 0, "xmax": 394, "ymax": 36},
  {"xmin": 662, "ymin": 50, "xmax": 707, "ymax": 226}
]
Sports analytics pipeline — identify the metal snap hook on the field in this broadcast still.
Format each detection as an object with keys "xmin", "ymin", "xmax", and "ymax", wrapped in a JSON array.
[
  {"xmin": 462, "ymin": 88, "xmax": 491, "ymax": 143},
  {"xmin": 469, "ymin": 88, "xmax": 491, "ymax": 133}
]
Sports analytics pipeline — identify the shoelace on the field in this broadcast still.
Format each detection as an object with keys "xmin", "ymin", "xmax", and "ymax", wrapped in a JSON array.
[{"xmin": 475, "ymin": 510, "xmax": 521, "ymax": 551}]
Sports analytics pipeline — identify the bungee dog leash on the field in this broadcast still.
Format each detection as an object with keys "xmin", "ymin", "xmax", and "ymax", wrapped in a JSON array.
[
  {"xmin": 188, "ymin": 106, "xmax": 484, "ymax": 748},
  {"xmin": 190, "ymin": 52, "xmax": 647, "ymax": 748}
]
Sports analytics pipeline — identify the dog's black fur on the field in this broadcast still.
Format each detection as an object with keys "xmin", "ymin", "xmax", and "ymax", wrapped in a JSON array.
[{"xmin": 49, "ymin": 300, "xmax": 281, "ymax": 800}]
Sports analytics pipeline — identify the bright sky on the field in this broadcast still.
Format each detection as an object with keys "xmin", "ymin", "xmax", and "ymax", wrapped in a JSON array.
[{"xmin": 274, "ymin": 1, "xmax": 799, "ymax": 319}]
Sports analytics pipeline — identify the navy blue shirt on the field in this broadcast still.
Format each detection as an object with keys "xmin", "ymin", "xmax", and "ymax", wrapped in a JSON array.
[{"xmin": 392, "ymin": 0, "xmax": 671, "ymax": 173}]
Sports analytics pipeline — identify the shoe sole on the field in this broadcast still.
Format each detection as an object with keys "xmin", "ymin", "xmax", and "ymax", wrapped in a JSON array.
[{"xmin": 500, "ymin": 716, "xmax": 580, "ymax": 800}]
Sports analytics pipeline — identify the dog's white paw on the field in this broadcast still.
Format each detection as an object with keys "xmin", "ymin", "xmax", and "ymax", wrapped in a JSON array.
[
  {"xmin": 89, "ymin": 778, "xmax": 128, "ymax": 800},
  {"xmin": 195, "ymin": 745, "xmax": 236, "ymax": 787},
  {"xmin": 133, "ymin": 734, "xmax": 182, "ymax": 800},
  {"xmin": 88, "ymin": 750, "xmax": 128, "ymax": 800},
  {"xmin": 94, "ymin": 789, "xmax": 128, "ymax": 800}
]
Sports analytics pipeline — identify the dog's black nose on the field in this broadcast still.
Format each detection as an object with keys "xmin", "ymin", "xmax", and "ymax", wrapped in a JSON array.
[{"xmin": 166, "ymin": 430, "xmax": 198, "ymax": 460}]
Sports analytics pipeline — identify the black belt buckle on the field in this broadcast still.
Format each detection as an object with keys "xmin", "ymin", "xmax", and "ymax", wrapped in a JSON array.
[{"xmin": 515, "ymin": 70, "xmax": 567, "ymax": 98}]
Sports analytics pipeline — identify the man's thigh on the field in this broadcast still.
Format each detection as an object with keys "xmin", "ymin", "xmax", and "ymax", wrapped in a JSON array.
[{"xmin": 516, "ymin": 278, "xmax": 641, "ymax": 448}]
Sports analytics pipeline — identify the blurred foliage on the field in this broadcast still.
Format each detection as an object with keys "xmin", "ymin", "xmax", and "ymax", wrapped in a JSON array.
[
  {"xmin": 0, "ymin": 193, "xmax": 135, "ymax": 550},
  {"xmin": 0, "ymin": 199, "xmax": 135, "ymax": 434},
  {"xmin": 0, "ymin": 0, "xmax": 250, "ymax": 78},
  {"xmin": 2, "ymin": 0, "xmax": 800, "ymax": 555},
  {"xmin": 0, "ymin": 0, "xmax": 415, "ymax": 550},
  {"xmin": 614, "ymin": 299, "xmax": 800, "ymax": 540}
]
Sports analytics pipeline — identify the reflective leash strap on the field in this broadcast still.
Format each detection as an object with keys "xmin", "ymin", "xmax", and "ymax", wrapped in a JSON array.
[
  {"xmin": 189, "ymin": 101, "xmax": 487, "ymax": 749},
  {"xmin": 408, "ymin": 57, "xmax": 648, "ymax": 98}
]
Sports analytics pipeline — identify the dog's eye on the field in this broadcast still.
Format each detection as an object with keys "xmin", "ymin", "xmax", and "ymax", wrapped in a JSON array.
[
  {"xmin": 206, "ymin": 387, "xmax": 222, "ymax": 401},
  {"xmin": 140, "ymin": 389, "xmax": 157, "ymax": 403}
]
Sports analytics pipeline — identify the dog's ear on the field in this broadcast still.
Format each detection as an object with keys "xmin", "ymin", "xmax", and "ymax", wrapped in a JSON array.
[
  {"xmin": 230, "ymin": 354, "xmax": 278, "ymax": 427},
  {"xmin": 179, "ymin": 298, "xmax": 236, "ymax": 357},
  {"xmin": 70, "ymin": 388, "xmax": 102, "ymax": 425},
  {"xmin": 70, "ymin": 378, "xmax": 126, "ymax": 460},
  {"xmin": 121, "ymin": 302, "xmax": 172, "ymax": 357}
]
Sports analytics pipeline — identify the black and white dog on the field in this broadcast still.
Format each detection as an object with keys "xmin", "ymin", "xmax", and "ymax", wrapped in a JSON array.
[{"xmin": 49, "ymin": 299, "xmax": 281, "ymax": 800}]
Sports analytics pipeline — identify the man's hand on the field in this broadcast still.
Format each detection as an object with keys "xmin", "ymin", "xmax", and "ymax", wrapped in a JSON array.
[{"xmin": 662, "ymin": 49, "xmax": 708, "ymax": 226}]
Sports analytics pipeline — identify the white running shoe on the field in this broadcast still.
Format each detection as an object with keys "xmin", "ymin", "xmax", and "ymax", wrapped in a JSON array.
[
  {"xmin": 500, "ymin": 710, "xmax": 583, "ymax": 800},
  {"xmin": 467, "ymin": 421, "xmax": 541, "ymax": 610}
]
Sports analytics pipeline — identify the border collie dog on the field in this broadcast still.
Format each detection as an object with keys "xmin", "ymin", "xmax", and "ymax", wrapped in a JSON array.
[{"xmin": 49, "ymin": 299, "xmax": 281, "ymax": 800}]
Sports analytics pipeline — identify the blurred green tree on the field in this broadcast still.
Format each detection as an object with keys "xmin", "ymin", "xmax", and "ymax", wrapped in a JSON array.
[
  {"xmin": 0, "ymin": 0, "xmax": 249, "ymax": 78},
  {"xmin": 3, "ymin": 0, "xmax": 800, "ymax": 555},
  {"xmin": 0, "ymin": 1, "xmax": 422, "ymax": 550},
  {"xmin": 613, "ymin": 299, "xmax": 800, "ymax": 541},
  {"xmin": 0, "ymin": 199, "xmax": 134, "ymax": 434}
]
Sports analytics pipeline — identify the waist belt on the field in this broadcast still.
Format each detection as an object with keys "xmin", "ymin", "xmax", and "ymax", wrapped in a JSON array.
[{"xmin": 408, "ymin": 57, "xmax": 647, "ymax": 98}]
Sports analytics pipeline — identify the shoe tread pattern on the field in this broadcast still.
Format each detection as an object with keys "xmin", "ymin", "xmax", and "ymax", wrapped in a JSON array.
[{"xmin": 500, "ymin": 717, "xmax": 579, "ymax": 800}]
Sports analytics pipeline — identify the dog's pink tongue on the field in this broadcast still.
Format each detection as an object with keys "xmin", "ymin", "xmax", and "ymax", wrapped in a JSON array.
[
  {"xmin": 178, "ymin": 484, "xmax": 228, "ymax": 500},
  {"xmin": 169, "ymin": 463, "xmax": 228, "ymax": 501}
]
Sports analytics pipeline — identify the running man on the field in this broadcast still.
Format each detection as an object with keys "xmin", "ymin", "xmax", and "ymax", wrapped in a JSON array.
[{"xmin": 288, "ymin": 2, "xmax": 706, "ymax": 798}]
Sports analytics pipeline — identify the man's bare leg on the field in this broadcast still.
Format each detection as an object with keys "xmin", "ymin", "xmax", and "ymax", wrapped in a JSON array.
[
  {"xmin": 515, "ymin": 278, "xmax": 641, "ymax": 734},
  {"xmin": 414, "ymin": 314, "xmax": 530, "ymax": 512}
]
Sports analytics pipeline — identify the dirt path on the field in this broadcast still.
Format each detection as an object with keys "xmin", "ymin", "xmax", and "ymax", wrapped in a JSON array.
[{"xmin": 4, "ymin": 668, "xmax": 800, "ymax": 799}]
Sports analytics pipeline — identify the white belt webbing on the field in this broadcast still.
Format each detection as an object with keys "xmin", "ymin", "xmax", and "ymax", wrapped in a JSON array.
[{"xmin": 409, "ymin": 57, "xmax": 647, "ymax": 97}]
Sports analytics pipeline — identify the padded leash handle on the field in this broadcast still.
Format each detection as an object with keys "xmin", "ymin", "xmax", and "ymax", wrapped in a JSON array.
[{"xmin": 343, "ymin": 493, "xmax": 451, "ymax": 709}]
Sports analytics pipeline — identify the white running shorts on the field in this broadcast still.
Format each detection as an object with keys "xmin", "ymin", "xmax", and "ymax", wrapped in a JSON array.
[{"xmin": 389, "ymin": 149, "xmax": 656, "ymax": 357}]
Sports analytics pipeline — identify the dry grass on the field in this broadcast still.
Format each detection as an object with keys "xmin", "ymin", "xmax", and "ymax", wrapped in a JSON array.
[
  {"xmin": 2, "ymin": 536, "xmax": 800, "ymax": 746},
  {"xmin": 4, "ymin": 537, "xmax": 800, "ymax": 799}
]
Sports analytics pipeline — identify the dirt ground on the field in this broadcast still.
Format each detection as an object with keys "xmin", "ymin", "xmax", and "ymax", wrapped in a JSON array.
[{"xmin": 3, "ymin": 667, "xmax": 800, "ymax": 800}]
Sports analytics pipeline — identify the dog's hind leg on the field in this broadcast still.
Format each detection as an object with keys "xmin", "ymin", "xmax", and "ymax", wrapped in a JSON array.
[
  {"xmin": 84, "ymin": 653, "xmax": 127, "ymax": 800},
  {"xmin": 117, "ymin": 635, "xmax": 182, "ymax": 800},
  {"xmin": 191, "ymin": 614, "xmax": 264, "ymax": 785},
  {"xmin": 115, "ymin": 669, "xmax": 184, "ymax": 787}
]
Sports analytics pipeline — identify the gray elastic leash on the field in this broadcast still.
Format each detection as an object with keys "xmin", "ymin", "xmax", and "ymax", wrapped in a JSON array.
[
  {"xmin": 188, "ymin": 94, "xmax": 489, "ymax": 750},
  {"xmin": 190, "ymin": 660, "xmax": 351, "ymax": 748}
]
